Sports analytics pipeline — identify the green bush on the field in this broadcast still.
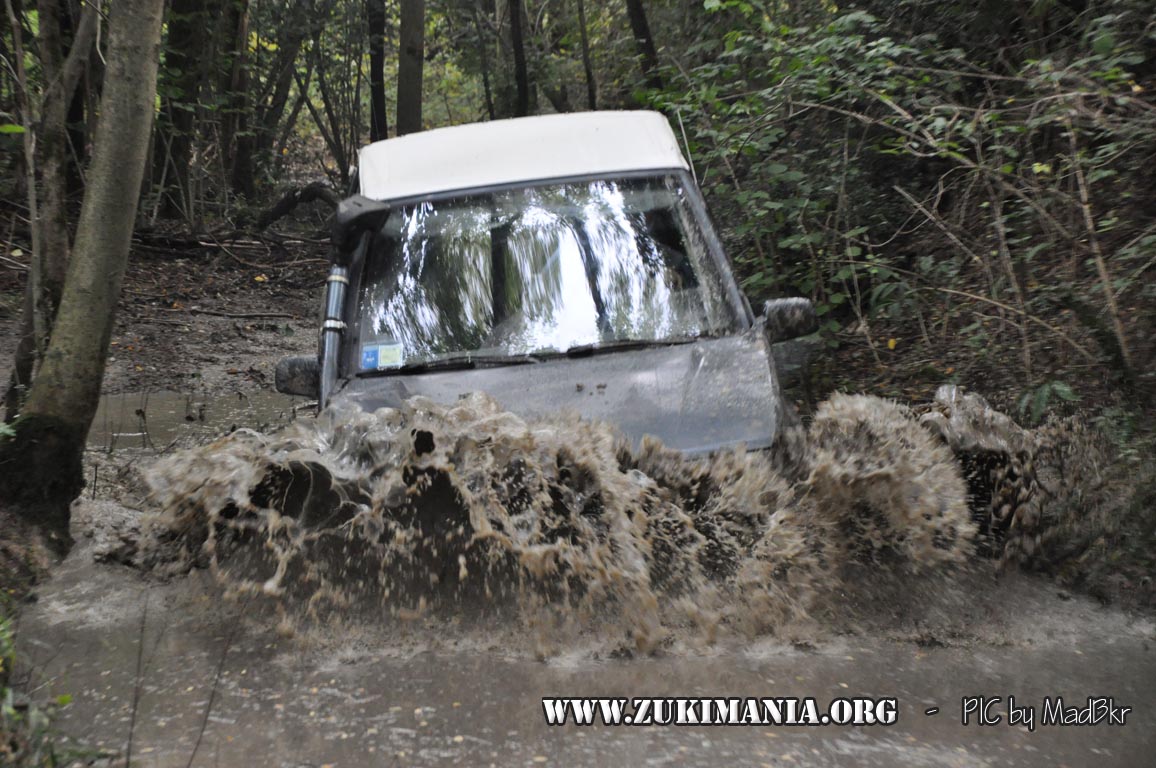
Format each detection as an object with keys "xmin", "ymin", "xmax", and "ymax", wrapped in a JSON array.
[{"xmin": 645, "ymin": 0, "xmax": 1154, "ymax": 396}]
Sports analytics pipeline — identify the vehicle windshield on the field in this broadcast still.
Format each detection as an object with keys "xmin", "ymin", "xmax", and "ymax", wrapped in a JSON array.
[{"xmin": 354, "ymin": 174, "xmax": 742, "ymax": 372}]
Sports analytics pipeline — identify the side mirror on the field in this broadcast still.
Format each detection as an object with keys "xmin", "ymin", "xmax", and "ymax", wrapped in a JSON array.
[
  {"xmin": 332, "ymin": 194, "xmax": 391, "ymax": 255},
  {"xmin": 761, "ymin": 297, "xmax": 818, "ymax": 343},
  {"xmin": 275, "ymin": 356, "xmax": 320, "ymax": 398}
]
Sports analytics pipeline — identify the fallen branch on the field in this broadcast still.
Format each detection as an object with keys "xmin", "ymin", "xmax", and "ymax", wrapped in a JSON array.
[
  {"xmin": 131, "ymin": 230, "xmax": 326, "ymax": 252},
  {"xmin": 146, "ymin": 318, "xmax": 198, "ymax": 328},
  {"xmin": 189, "ymin": 309, "xmax": 296, "ymax": 320},
  {"xmin": 153, "ymin": 307, "xmax": 296, "ymax": 320},
  {"xmin": 256, "ymin": 180, "xmax": 340, "ymax": 231},
  {"xmin": 212, "ymin": 239, "xmax": 330, "ymax": 271},
  {"xmin": 213, "ymin": 240, "xmax": 274, "ymax": 270}
]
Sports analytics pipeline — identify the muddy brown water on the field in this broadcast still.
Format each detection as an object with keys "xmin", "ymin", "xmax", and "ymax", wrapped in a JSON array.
[
  {"xmin": 12, "ymin": 387, "xmax": 1156, "ymax": 766},
  {"xmin": 88, "ymin": 390, "xmax": 306, "ymax": 453},
  {"xmin": 16, "ymin": 541, "xmax": 1156, "ymax": 767}
]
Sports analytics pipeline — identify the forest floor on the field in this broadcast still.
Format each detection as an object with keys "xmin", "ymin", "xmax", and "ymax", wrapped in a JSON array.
[{"xmin": 0, "ymin": 230, "xmax": 323, "ymax": 399}]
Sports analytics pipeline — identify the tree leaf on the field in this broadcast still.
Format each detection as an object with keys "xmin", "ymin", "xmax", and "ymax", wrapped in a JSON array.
[{"xmin": 1051, "ymin": 381, "xmax": 1078, "ymax": 401}]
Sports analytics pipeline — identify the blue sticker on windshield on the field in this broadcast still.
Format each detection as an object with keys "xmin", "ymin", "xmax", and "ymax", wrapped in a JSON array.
[{"xmin": 361, "ymin": 346, "xmax": 379, "ymax": 370}]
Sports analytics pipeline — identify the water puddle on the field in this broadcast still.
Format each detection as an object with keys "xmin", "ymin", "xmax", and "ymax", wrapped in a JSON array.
[
  {"xmin": 88, "ymin": 389, "xmax": 306, "ymax": 453},
  {"xmin": 18, "ymin": 541, "xmax": 1156, "ymax": 767}
]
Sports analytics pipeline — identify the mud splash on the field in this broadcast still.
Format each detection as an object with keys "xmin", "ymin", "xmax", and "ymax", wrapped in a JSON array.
[
  {"xmin": 139, "ymin": 389, "xmax": 996, "ymax": 649},
  {"xmin": 920, "ymin": 384, "xmax": 1115, "ymax": 568}
]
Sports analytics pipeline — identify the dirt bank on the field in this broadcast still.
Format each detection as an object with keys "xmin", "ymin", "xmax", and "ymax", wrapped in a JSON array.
[{"xmin": 0, "ymin": 234, "xmax": 321, "ymax": 403}]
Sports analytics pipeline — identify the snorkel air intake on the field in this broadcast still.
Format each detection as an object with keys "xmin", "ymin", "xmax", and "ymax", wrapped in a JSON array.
[{"xmin": 318, "ymin": 195, "xmax": 392, "ymax": 407}]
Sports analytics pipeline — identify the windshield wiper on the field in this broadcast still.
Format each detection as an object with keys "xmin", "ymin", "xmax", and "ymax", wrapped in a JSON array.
[
  {"xmin": 362, "ymin": 353, "xmax": 541, "ymax": 376},
  {"xmin": 564, "ymin": 336, "xmax": 703, "ymax": 358}
]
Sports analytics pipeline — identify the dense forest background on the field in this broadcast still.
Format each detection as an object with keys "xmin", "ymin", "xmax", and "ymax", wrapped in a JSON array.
[{"xmin": 1, "ymin": 0, "xmax": 1154, "ymax": 429}]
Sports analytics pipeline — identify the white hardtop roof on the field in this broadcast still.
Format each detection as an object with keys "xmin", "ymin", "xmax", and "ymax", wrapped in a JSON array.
[{"xmin": 357, "ymin": 111, "xmax": 689, "ymax": 202}]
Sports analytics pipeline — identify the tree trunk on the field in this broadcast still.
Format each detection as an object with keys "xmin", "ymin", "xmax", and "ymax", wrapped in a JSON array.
[
  {"xmin": 575, "ymin": 0, "xmax": 596, "ymax": 110},
  {"xmin": 4, "ymin": 0, "xmax": 97, "ymax": 420},
  {"xmin": 3, "ymin": 0, "xmax": 39, "ymax": 423},
  {"xmin": 155, "ymin": 0, "xmax": 216, "ymax": 219},
  {"xmin": 216, "ymin": 0, "xmax": 250, "ymax": 191},
  {"xmin": 65, "ymin": 83, "xmax": 86, "ymax": 197},
  {"xmin": 228, "ymin": 7, "xmax": 255, "ymax": 198},
  {"xmin": 509, "ymin": 0, "xmax": 529, "ymax": 116},
  {"xmin": 472, "ymin": 0, "xmax": 495, "ymax": 120},
  {"xmin": 396, "ymin": 0, "xmax": 424, "ymax": 135},
  {"xmin": 245, "ymin": 0, "xmax": 314, "ymax": 187},
  {"xmin": 0, "ymin": 0, "xmax": 165, "ymax": 548},
  {"xmin": 275, "ymin": 56, "xmax": 314, "ymax": 161},
  {"xmin": 367, "ymin": 0, "xmax": 388, "ymax": 140},
  {"xmin": 302, "ymin": 36, "xmax": 350, "ymax": 183},
  {"xmin": 624, "ymin": 0, "xmax": 661, "ymax": 89},
  {"xmin": 35, "ymin": 0, "xmax": 97, "ymax": 317},
  {"xmin": 0, "ymin": 0, "xmax": 10, "ymax": 115},
  {"xmin": 60, "ymin": 3, "xmax": 88, "ymax": 198}
]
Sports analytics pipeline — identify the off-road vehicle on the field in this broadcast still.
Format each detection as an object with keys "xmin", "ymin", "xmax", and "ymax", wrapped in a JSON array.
[{"xmin": 277, "ymin": 111, "xmax": 816, "ymax": 454}]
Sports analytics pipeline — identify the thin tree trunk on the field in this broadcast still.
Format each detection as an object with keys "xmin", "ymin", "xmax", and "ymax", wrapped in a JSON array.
[
  {"xmin": 1, "ymin": 0, "xmax": 165, "ymax": 545},
  {"xmin": 367, "ymin": 0, "xmax": 388, "ymax": 140},
  {"xmin": 65, "ymin": 83, "xmax": 85, "ymax": 196},
  {"xmin": 0, "ymin": 0, "xmax": 10, "ymax": 115},
  {"xmin": 624, "ymin": 0, "xmax": 661, "ymax": 89},
  {"xmin": 36, "ymin": 0, "xmax": 97, "ymax": 315},
  {"xmin": 472, "ymin": 0, "xmax": 495, "ymax": 120},
  {"xmin": 229, "ymin": 5, "xmax": 255, "ymax": 197},
  {"xmin": 4, "ymin": 0, "xmax": 97, "ymax": 420},
  {"xmin": 310, "ymin": 34, "xmax": 351, "ymax": 182},
  {"xmin": 60, "ymin": 3, "xmax": 87, "ymax": 197},
  {"xmin": 1068, "ymin": 126, "xmax": 1134, "ymax": 374},
  {"xmin": 216, "ymin": 0, "xmax": 250, "ymax": 191},
  {"xmin": 575, "ymin": 0, "xmax": 596, "ymax": 110},
  {"xmin": 296, "ymin": 61, "xmax": 348, "ymax": 184},
  {"xmin": 396, "ymin": 0, "xmax": 424, "ymax": 134},
  {"xmin": 252, "ymin": 0, "xmax": 314, "ymax": 160},
  {"xmin": 509, "ymin": 0, "xmax": 529, "ymax": 116},
  {"xmin": 3, "ymin": 0, "xmax": 39, "ymax": 422},
  {"xmin": 276, "ymin": 56, "xmax": 314, "ymax": 159},
  {"xmin": 156, "ymin": 0, "xmax": 213, "ymax": 218}
]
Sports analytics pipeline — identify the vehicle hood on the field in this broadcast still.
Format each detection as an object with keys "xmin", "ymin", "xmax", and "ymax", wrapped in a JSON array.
[{"xmin": 333, "ymin": 331, "xmax": 783, "ymax": 455}]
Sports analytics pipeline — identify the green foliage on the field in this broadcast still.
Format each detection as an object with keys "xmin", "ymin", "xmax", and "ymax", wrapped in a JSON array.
[
  {"xmin": 0, "ymin": 611, "xmax": 12, "ymax": 678},
  {"xmin": 1017, "ymin": 379, "xmax": 1079, "ymax": 425},
  {"xmin": 1, "ymin": 688, "xmax": 63, "ymax": 768},
  {"xmin": 646, "ymin": 10, "xmax": 930, "ymax": 316},
  {"xmin": 644, "ymin": 0, "xmax": 1154, "ymax": 388}
]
